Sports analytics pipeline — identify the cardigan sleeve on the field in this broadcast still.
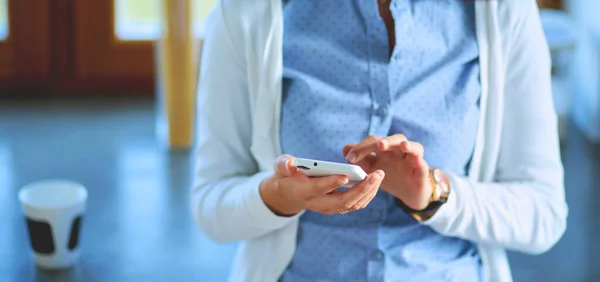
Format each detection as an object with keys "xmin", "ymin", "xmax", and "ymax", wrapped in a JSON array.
[
  {"xmin": 190, "ymin": 0, "xmax": 301, "ymax": 243},
  {"xmin": 423, "ymin": 0, "xmax": 568, "ymax": 255}
]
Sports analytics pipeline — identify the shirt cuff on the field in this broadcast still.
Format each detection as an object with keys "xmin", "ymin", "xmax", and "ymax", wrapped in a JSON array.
[
  {"xmin": 422, "ymin": 172, "xmax": 466, "ymax": 231},
  {"xmin": 243, "ymin": 171, "xmax": 304, "ymax": 230}
]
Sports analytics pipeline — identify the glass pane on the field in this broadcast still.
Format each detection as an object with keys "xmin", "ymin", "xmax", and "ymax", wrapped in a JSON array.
[
  {"xmin": 0, "ymin": 0, "xmax": 8, "ymax": 40},
  {"xmin": 192, "ymin": 0, "xmax": 216, "ymax": 38},
  {"xmin": 115, "ymin": 0, "xmax": 216, "ymax": 40},
  {"xmin": 115, "ymin": 0, "xmax": 160, "ymax": 40}
]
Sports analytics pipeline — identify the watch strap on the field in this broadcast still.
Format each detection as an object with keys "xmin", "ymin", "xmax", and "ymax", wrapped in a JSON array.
[{"xmin": 395, "ymin": 168, "xmax": 450, "ymax": 222}]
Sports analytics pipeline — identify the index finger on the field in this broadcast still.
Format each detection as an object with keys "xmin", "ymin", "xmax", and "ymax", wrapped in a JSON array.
[
  {"xmin": 345, "ymin": 135, "xmax": 381, "ymax": 164},
  {"xmin": 343, "ymin": 143, "xmax": 377, "ymax": 174},
  {"xmin": 308, "ymin": 170, "xmax": 384, "ymax": 213},
  {"xmin": 376, "ymin": 134, "xmax": 409, "ymax": 151},
  {"xmin": 342, "ymin": 144, "xmax": 356, "ymax": 158},
  {"xmin": 278, "ymin": 173, "xmax": 349, "ymax": 200}
]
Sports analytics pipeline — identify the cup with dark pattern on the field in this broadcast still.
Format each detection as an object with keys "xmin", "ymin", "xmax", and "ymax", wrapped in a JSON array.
[{"xmin": 18, "ymin": 180, "xmax": 87, "ymax": 269}]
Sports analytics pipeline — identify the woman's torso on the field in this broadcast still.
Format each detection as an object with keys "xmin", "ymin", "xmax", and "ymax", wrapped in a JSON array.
[{"xmin": 280, "ymin": 0, "xmax": 482, "ymax": 281}]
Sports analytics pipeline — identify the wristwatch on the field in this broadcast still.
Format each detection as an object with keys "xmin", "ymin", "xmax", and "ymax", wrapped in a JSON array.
[{"xmin": 395, "ymin": 167, "xmax": 451, "ymax": 222}]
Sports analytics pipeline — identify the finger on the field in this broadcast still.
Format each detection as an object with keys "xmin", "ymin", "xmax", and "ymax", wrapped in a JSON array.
[
  {"xmin": 360, "ymin": 189, "xmax": 379, "ymax": 209},
  {"xmin": 274, "ymin": 154, "xmax": 297, "ymax": 178},
  {"xmin": 398, "ymin": 141, "xmax": 425, "ymax": 158},
  {"xmin": 412, "ymin": 158, "xmax": 429, "ymax": 179},
  {"xmin": 280, "ymin": 174, "xmax": 348, "ymax": 202},
  {"xmin": 355, "ymin": 154, "xmax": 377, "ymax": 174},
  {"xmin": 311, "ymin": 170, "xmax": 383, "ymax": 213},
  {"xmin": 352, "ymin": 170, "xmax": 384, "ymax": 209},
  {"xmin": 376, "ymin": 134, "xmax": 408, "ymax": 151},
  {"xmin": 345, "ymin": 136, "xmax": 382, "ymax": 164},
  {"xmin": 355, "ymin": 186, "xmax": 378, "ymax": 210},
  {"xmin": 338, "ymin": 170, "xmax": 384, "ymax": 212},
  {"xmin": 377, "ymin": 135, "xmax": 425, "ymax": 159},
  {"xmin": 344, "ymin": 144, "xmax": 376, "ymax": 173},
  {"xmin": 301, "ymin": 174, "xmax": 349, "ymax": 198},
  {"xmin": 342, "ymin": 144, "xmax": 357, "ymax": 158}
]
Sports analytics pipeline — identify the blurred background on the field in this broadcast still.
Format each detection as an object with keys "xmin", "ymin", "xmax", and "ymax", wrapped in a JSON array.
[{"xmin": 0, "ymin": 0, "xmax": 598, "ymax": 281}]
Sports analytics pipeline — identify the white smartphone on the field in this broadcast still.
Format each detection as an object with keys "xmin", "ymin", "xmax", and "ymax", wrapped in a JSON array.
[{"xmin": 293, "ymin": 158, "xmax": 368, "ymax": 186}]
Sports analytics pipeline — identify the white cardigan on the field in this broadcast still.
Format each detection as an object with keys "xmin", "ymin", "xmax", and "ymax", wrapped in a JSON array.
[{"xmin": 191, "ymin": 0, "xmax": 568, "ymax": 281}]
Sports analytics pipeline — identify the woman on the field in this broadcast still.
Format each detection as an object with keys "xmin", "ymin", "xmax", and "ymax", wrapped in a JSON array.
[{"xmin": 191, "ymin": 0, "xmax": 568, "ymax": 281}]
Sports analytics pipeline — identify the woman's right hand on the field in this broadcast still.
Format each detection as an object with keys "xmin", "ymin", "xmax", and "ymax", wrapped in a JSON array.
[{"xmin": 259, "ymin": 154, "xmax": 385, "ymax": 216}]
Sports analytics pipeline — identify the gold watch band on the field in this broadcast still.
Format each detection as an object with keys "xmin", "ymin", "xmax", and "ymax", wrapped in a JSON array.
[{"xmin": 405, "ymin": 168, "xmax": 451, "ymax": 222}]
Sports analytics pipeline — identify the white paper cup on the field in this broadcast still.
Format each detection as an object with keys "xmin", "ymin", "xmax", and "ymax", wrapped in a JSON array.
[{"xmin": 18, "ymin": 180, "xmax": 87, "ymax": 269}]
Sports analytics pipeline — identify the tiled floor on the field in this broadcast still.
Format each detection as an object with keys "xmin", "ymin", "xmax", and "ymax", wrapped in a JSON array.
[{"xmin": 0, "ymin": 97, "xmax": 598, "ymax": 282}]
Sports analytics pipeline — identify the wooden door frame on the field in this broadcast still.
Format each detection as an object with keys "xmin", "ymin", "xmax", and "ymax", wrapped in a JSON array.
[
  {"xmin": 73, "ymin": 0, "xmax": 154, "ymax": 78},
  {"xmin": 0, "ymin": 0, "xmax": 51, "ymax": 94},
  {"xmin": 0, "ymin": 0, "xmax": 154, "ymax": 96}
]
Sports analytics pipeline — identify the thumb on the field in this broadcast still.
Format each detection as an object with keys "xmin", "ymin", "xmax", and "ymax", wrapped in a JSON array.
[{"xmin": 274, "ymin": 154, "xmax": 297, "ymax": 178}]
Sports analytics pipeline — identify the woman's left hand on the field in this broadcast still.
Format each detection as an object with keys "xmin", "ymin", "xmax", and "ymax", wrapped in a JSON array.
[{"xmin": 343, "ymin": 134, "xmax": 433, "ymax": 211}]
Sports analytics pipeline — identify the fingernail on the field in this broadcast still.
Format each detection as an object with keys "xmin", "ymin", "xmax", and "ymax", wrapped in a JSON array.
[
  {"xmin": 380, "ymin": 139, "xmax": 389, "ymax": 148},
  {"xmin": 346, "ymin": 152, "xmax": 357, "ymax": 163},
  {"xmin": 283, "ymin": 159, "xmax": 290, "ymax": 172},
  {"xmin": 276, "ymin": 155, "xmax": 288, "ymax": 164},
  {"xmin": 402, "ymin": 141, "xmax": 411, "ymax": 151},
  {"xmin": 369, "ymin": 173, "xmax": 379, "ymax": 184},
  {"xmin": 377, "ymin": 170, "xmax": 385, "ymax": 178}
]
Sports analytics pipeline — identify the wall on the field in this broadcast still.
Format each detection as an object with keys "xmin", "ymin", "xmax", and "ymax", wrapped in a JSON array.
[{"xmin": 567, "ymin": 0, "xmax": 600, "ymax": 141}]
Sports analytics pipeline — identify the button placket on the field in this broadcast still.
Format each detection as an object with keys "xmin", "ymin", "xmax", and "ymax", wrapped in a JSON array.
[
  {"xmin": 371, "ymin": 209, "xmax": 383, "ymax": 219},
  {"xmin": 370, "ymin": 250, "xmax": 384, "ymax": 261},
  {"xmin": 376, "ymin": 106, "xmax": 389, "ymax": 117}
]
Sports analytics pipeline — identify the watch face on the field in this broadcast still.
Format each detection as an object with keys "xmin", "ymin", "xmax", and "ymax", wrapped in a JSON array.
[
  {"xmin": 440, "ymin": 182, "xmax": 449, "ymax": 194},
  {"xmin": 432, "ymin": 168, "xmax": 441, "ymax": 183},
  {"xmin": 433, "ymin": 187, "xmax": 442, "ymax": 202}
]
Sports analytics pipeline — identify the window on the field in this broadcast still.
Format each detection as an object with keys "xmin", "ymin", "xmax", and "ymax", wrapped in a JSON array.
[
  {"xmin": 0, "ymin": 0, "xmax": 8, "ymax": 40},
  {"xmin": 1, "ymin": 0, "xmax": 216, "ymax": 94},
  {"xmin": 114, "ymin": 0, "xmax": 215, "ymax": 41},
  {"xmin": 114, "ymin": 0, "xmax": 160, "ymax": 40},
  {"xmin": 193, "ymin": 0, "xmax": 215, "ymax": 38}
]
